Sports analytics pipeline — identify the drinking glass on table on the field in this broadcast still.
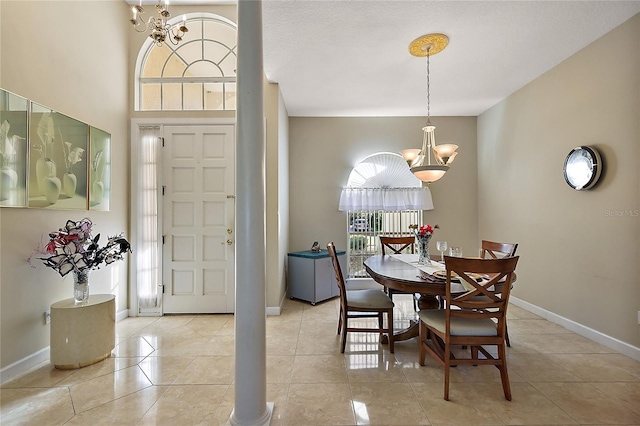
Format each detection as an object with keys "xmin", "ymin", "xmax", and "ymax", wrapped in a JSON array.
[
  {"xmin": 449, "ymin": 246, "xmax": 463, "ymax": 257},
  {"xmin": 436, "ymin": 241, "xmax": 448, "ymax": 262}
]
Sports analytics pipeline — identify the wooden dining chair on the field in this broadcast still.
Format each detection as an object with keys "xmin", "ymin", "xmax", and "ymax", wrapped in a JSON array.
[
  {"xmin": 418, "ymin": 255, "xmax": 519, "ymax": 400},
  {"xmin": 481, "ymin": 240, "xmax": 518, "ymax": 259},
  {"xmin": 327, "ymin": 242, "xmax": 395, "ymax": 353},
  {"xmin": 480, "ymin": 240, "xmax": 518, "ymax": 346},
  {"xmin": 379, "ymin": 236, "xmax": 419, "ymax": 309},
  {"xmin": 380, "ymin": 236, "xmax": 415, "ymax": 256}
]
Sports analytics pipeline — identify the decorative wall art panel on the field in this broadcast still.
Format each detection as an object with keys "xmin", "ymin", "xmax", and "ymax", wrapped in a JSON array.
[
  {"xmin": 89, "ymin": 126, "xmax": 111, "ymax": 211},
  {"xmin": 0, "ymin": 88, "xmax": 110, "ymax": 211},
  {"xmin": 0, "ymin": 89, "xmax": 28, "ymax": 207},
  {"xmin": 28, "ymin": 103, "xmax": 88, "ymax": 209}
]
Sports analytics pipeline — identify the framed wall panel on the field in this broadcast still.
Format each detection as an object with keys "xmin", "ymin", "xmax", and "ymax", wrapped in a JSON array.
[
  {"xmin": 0, "ymin": 89, "xmax": 28, "ymax": 207},
  {"xmin": 89, "ymin": 126, "xmax": 111, "ymax": 211},
  {"xmin": 28, "ymin": 103, "xmax": 88, "ymax": 209}
]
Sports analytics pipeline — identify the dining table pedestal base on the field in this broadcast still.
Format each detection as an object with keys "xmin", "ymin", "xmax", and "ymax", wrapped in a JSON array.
[{"xmin": 381, "ymin": 294, "xmax": 440, "ymax": 344}]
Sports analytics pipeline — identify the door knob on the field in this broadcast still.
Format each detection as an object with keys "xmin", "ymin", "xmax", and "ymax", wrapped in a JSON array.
[
  {"xmin": 227, "ymin": 228, "xmax": 233, "ymax": 234},
  {"xmin": 221, "ymin": 239, "xmax": 233, "ymax": 245}
]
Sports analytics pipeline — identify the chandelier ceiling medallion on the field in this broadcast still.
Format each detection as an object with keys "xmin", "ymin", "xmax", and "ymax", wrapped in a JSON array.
[
  {"xmin": 401, "ymin": 33, "xmax": 459, "ymax": 183},
  {"xmin": 130, "ymin": 0, "xmax": 189, "ymax": 47}
]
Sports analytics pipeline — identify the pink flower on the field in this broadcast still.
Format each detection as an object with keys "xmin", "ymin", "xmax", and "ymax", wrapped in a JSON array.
[{"xmin": 410, "ymin": 223, "xmax": 439, "ymax": 237}]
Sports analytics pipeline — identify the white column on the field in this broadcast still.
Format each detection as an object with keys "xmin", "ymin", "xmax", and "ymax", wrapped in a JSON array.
[{"xmin": 229, "ymin": 1, "xmax": 273, "ymax": 425}]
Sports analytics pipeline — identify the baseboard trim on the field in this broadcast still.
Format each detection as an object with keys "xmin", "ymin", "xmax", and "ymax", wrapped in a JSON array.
[
  {"xmin": 510, "ymin": 296, "xmax": 640, "ymax": 362},
  {"xmin": 1, "ymin": 346, "xmax": 50, "ymax": 385},
  {"xmin": 266, "ymin": 293, "xmax": 285, "ymax": 316},
  {"xmin": 116, "ymin": 308, "xmax": 129, "ymax": 323}
]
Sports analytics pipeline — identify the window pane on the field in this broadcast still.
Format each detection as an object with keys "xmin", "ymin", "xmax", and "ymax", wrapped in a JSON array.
[
  {"xmin": 142, "ymin": 44, "xmax": 172, "ymax": 78},
  {"xmin": 186, "ymin": 61, "xmax": 220, "ymax": 78},
  {"xmin": 219, "ymin": 54, "xmax": 237, "ymax": 77},
  {"xmin": 141, "ymin": 84, "xmax": 161, "ymax": 110},
  {"xmin": 186, "ymin": 18, "xmax": 203, "ymax": 41},
  {"xmin": 163, "ymin": 53, "xmax": 188, "ymax": 77},
  {"xmin": 347, "ymin": 210, "xmax": 420, "ymax": 277},
  {"xmin": 224, "ymin": 83, "xmax": 236, "ymax": 110},
  {"xmin": 204, "ymin": 41, "xmax": 230, "ymax": 66},
  {"xmin": 204, "ymin": 83, "xmax": 224, "ymax": 110},
  {"xmin": 162, "ymin": 84, "xmax": 182, "ymax": 110},
  {"xmin": 204, "ymin": 20, "xmax": 236, "ymax": 48},
  {"xmin": 184, "ymin": 83, "xmax": 203, "ymax": 110},
  {"xmin": 174, "ymin": 41, "xmax": 202, "ymax": 65}
]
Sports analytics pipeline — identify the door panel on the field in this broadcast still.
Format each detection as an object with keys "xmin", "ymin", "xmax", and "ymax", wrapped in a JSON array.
[{"xmin": 162, "ymin": 125, "xmax": 235, "ymax": 313}]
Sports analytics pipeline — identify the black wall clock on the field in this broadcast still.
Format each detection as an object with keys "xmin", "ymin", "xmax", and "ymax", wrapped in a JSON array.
[{"xmin": 563, "ymin": 146, "xmax": 602, "ymax": 190}]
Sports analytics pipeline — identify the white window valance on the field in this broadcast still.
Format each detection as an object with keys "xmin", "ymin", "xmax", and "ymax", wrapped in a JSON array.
[
  {"xmin": 339, "ymin": 152, "xmax": 434, "ymax": 211},
  {"xmin": 339, "ymin": 187, "xmax": 433, "ymax": 211}
]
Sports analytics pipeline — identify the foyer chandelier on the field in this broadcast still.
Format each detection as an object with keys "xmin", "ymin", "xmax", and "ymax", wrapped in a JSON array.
[
  {"xmin": 400, "ymin": 33, "xmax": 458, "ymax": 183},
  {"xmin": 130, "ymin": 0, "xmax": 189, "ymax": 47}
]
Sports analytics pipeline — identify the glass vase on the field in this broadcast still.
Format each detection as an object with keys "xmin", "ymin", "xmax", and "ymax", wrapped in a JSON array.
[
  {"xmin": 417, "ymin": 235, "xmax": 432, "ymax": 265},
  {"xmin": 73, "ymin": 270, "xmax": 90, "ymax": 304}
]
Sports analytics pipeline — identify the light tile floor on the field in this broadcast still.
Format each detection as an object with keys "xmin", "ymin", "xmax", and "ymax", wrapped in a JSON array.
[{"xmin": 2, "ymin": 295, "xmax": 640, "ymax": 425}]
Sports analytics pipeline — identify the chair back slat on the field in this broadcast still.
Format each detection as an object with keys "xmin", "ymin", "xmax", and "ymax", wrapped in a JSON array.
[
  {"xmin": 380, "ymin": 236, "xmax": 415, "ymax": 255},
  {"xmin": 481, "ymin": 240, "xmax": 518, "ymax": 259},
  {"xmin": 327, "ymin": 242, "xmax": 348, "ymax": 306}
]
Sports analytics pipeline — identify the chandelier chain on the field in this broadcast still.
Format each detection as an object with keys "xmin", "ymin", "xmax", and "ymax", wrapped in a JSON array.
[{"xmin": 426, "ymin": 47, "xmax": 431, "ymax": 122}]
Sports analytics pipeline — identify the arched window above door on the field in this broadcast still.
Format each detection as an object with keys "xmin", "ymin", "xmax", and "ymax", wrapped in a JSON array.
[{"xmin": 135, "ymin": 13, "xmax": 237, "ymax": 111}]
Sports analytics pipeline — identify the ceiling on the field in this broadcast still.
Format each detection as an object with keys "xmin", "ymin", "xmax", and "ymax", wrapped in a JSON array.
[{"xmin": 132, "ymin": 1, "xmax": 640, "ymax": 117}]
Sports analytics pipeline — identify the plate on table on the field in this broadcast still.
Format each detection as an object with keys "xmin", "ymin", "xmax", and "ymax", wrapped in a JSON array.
[{"xmin": 432, "ymin": 270, "xmax": 483, "ymax": 282}]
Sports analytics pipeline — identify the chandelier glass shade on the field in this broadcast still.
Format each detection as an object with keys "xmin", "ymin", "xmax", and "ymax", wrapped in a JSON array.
[
  {"xmin": 130, "ymin": 0, "xmax": 188, "ymax": 46},
  {"xmin": 401, "ymin": 33, "xmax": 458, "ymax": 183}
]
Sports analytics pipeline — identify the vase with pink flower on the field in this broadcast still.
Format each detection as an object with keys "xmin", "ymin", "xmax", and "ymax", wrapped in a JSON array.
[{"xmin": 410, "ymin": 223, "xmax": 439, "ymax": 265}]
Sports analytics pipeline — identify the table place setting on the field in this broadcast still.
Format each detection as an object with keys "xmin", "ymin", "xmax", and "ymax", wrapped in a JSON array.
[{"xmin": 390, "ymin": 253, "xmax": 489, "ymax": 292}]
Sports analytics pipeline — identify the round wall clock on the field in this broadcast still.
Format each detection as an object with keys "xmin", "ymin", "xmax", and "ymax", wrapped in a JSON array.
[{"xmin": 563, "ymin": 146, "xmax": 602, "ymax": 190}]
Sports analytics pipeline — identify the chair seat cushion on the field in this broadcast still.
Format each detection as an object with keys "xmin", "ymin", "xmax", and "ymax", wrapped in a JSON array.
[
  {"xmin": 347, "ymin": 289, "xmax": 394, "ymax": 309},
  {"xmin": 418, "ymin": 309, "xmax": 497, "ymax": 336}
]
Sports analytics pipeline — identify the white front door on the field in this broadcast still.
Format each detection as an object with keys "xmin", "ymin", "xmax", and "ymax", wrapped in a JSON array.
[{"xmin": 162, "ymin": 125, "xmax": 235, "ymax": 313}]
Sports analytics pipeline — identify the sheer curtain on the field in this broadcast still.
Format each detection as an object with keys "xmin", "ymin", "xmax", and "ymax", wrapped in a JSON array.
[
  {"xmin": 338, "ymin": 187, "xmax": 434, "ymax": 211},
  {"xmin": 136, "ymin": 127, "xmax": 161, "ymax": 310},
  {"xmin": 339, "ymin": 152, "xmax": 435, "ymax": 212}
]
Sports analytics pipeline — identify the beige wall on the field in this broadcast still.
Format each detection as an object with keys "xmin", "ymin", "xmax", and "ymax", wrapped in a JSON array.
[
  {"xmin": 478, "ymin": 14, "xmax": 640, "ymax": 347},
  {"xmin": 277, "ymin": 90, "xmax": 290, "ymax": 306},
  {"xmin": 265, "ymin": 82, "xmax": 290, "ymax": 308},
  {"xmin": 0, "ymin": 1, "xmax": 130, "ymax": 371},
  {"xmin": 288, "ymin": 116, "xmax": 478, "ymax": 254}
]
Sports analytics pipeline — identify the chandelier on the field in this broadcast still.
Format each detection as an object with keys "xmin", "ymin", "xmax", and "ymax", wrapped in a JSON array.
[
  {"xmin": 130, "ymin": 0, "xmax": 189, "ymax": 46},
  {"xmin": 400, "ymin": 33, "xmax": 458, "ymax": 183}
]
